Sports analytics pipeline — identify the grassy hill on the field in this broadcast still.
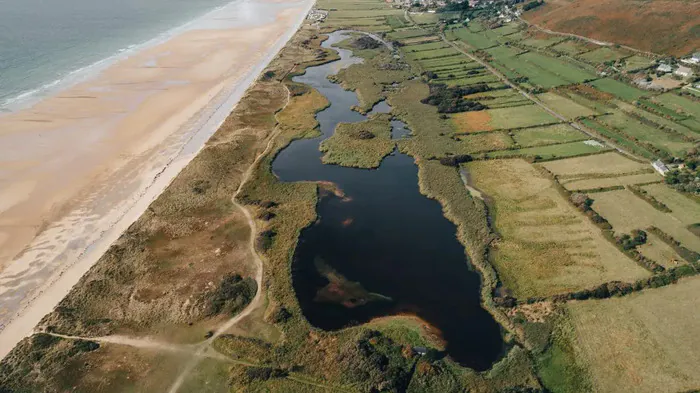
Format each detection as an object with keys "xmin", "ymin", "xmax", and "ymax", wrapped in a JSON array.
[{"xmin": 523, "ymin": 0, "xmax": 700, "ymax": 56}]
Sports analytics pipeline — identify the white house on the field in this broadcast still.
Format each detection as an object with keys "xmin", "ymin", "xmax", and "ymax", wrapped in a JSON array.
[
  {"xmin": 652, "ymin": 160, "xmax": 670, "ymax": 176},
  {"xmin": 675, "ymin": 65, "xmax": 693, "ymax": 78},
  {"xmin": 656, "ymin": 63, "xmax": 673, "ymax": 73}
]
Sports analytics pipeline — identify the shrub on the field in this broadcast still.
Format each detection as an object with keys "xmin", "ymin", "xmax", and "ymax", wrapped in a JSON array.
[
  {"xmin": 353, "ymin": 36, "xmax": 381, "ymax": 50},
  {"xmin": 421, "ymin": 83, "xmax": 490, "ymax": 113},
  {"xmin": 439, "ymin": 154, "xmax": 473, "ymax": 167},
  {"xmin": 210, "ymin": 274, "xmax": 257, "ymax": 315},
  {"xmin": 256, "ymin": 229, "xmax": 277, "ymax": 251}
]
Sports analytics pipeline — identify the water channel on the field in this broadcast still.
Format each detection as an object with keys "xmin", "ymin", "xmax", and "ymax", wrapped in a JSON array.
[{"xmin": 271, "ymin": 31, "xmax": 504, "ymax": 370}]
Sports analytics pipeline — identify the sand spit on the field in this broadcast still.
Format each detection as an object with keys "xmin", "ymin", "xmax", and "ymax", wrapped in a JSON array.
[{"xmin": 0, "ymin": 0, "xmax": 313, "ymax": 359}]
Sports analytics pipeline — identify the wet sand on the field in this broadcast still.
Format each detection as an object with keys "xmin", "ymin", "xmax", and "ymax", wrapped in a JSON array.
[{"xmin": 0, "ymin": 0, "xmax": 313, "ymax": 358}]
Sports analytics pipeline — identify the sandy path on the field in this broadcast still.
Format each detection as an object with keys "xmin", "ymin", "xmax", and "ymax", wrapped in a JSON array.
[
  {"xmin": 0, "ymin": 0, "xmax": 312, "ymax": 360},
  {"xmin": 166, "ymin": 83, "xmax": 290, "ymax": 393}
]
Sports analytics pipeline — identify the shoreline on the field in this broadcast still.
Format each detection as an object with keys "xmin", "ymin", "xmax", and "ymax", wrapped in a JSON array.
[{"xmin": 0, "ymin": 0, "xmax": 314, "ymax": 360}]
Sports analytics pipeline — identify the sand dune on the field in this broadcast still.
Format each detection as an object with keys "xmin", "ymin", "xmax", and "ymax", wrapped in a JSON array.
[{"xmin": 0, "ymin": 0, "xmax": 313, "ymax": 359}]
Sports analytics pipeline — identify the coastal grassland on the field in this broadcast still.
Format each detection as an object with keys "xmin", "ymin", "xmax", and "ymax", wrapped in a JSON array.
[
  {"xmin": 519, "ymin": 35, "xmax": 565, "ymax": 49},
  {"xmin": 587, "ymin": 78, "xmax": 646, "ymax": 101},
  {"xmin": 0, "ymin": 337, "xmax": 192, "ymax": 393},
  {"xmin": 488, "ymin": 141, "xmax": 609, "ymax": 160},
  {"xmin": 591, "ymin": 189, "xmax": 700, "ymax": 252},
  {"xmin": 451, "ymin": 105, "xmax": 559, "ymax": 133},
  {"xmin": 405, "ymin": 47, "xmax": 462, "ymax": 61},
  {"xmin": 403, "ymin": 40, "xmax": 451, "ymax": 52},
  {"xmin": 511, "ymin": 124, "xmax": 587, "ymax": 147},
  {"xmin": 467, "ymin": 159, "xmax": 649, "ymax": 299},
  {"xmin": 334, "ymin": 43, "xmax": 412, "ymax": 112},
  {"xmin": 518, "ymin": 52, "xmax": 597, "ymax": 83},
  {"xmin": 553, "ymin": 276, "xmax": 700, "ymax": 393},
  {"xmin": 36, "ymin": 79, "xmax": 289, "ymax": 340},
  {"xmin": 535, "ymin": 92, "xmax": 597, "ymax": 119},
  {"xmin": 319, "ymin": 113, "xmax": 395, "ymax": 168},
  {"xmin": 386, "ymin": 27, "xmax": 431, "ymax": 40}
]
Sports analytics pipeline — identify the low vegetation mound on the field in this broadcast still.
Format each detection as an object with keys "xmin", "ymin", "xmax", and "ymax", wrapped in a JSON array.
[
  {"xmin": 421, "ymin": 83, "xmax": 489, "ymax": 113},
  {"xmin": 352, "ymin": 35, "xmax": 382, "ymax": 50}
]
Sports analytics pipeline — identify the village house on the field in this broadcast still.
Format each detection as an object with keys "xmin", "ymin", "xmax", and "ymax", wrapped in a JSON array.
[
  {"xmin": 674, "ymin": 65, "xmax": 694, "ymax": 78},
  {"xmin": 652, "ymin": 160, "xmax": 670, "ymax": 176},
  {"xmin": 656, "ymin": 63, "xmax": 673, "ymax": 73}
]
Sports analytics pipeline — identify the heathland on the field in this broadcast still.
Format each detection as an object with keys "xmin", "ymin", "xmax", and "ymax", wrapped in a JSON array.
[{"xmin": 2, "ymin": 0, "xmax": 700, "ymax": 392}]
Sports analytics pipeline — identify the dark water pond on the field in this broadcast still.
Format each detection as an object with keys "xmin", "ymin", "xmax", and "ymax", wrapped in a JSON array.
[{"xmin": 272, "ymin": 31, "xmax": 504, "ymax": 370}]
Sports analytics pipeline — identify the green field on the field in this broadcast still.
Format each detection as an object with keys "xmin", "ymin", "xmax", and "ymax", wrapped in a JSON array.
[
  {"xmin": 550, "ymin": 40, "xmax": 590, "ymax": 56},
  {"xmin": 519, "ymin": 35, "xmax": 566, "ymax": 49},
  {"xmin": 404, "ymin": 41, "xmax": 452, "ymax": 52},
  {"xmin": 579, "ymin": 118, "xmax": 656, "ymax": 159},
  {"xmin": 452, "ymin": 104, "xmax": 560, "ymax": 132},
  {"xmin": 588, "ymin": 78, "xmax": 647, "ymax": 101},
  {"xmin": 651, "ymin": 93, "xmax": 700, "ymax": 120},
  {"xmin": 405, "ymin": 47, "xmax": 461, "ymax": 60},
  {"xmin": 446, "ymin": 26, "xmax": 499, "ymax": 49},
  {"xmin": 512, "ymin": 124, "xmax": 587, "ymax": 147},
  {"xmin": 489, "ymin": 140, "xmax": 609, "ymax": 160},
  {"xmin": 597, "ymin": 112, "xmax": 695, "ymax": 156},
  {"xmin": 578, "ymin": 47, "xmax": 628, "ymax": 64},
  {"xmin": 622, "ymin": 55, "xmax": 654, "ymax": 72},
  {"xmin": 536, "ymin": 92, "xmax": 597, "ymax": 119}
]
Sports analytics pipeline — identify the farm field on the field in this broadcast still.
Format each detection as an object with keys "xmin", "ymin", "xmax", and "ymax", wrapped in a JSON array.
[
  {"xmin": 467, "ymin": 159, "xmax": 649, "ymax": 298},
  {"xmin": 587, "ymin": 78, "xmax": 646, "ymax": 101},
  {"xmin": 649, "ymin": 93, "xmax": 700, "ymax": 122},
  {"xmin": 489, "ymin": 140, "xmax": 609, "ymax": 160},
  {"xmin": 597, "ymin": 112, "xmax": 695, "ymax": 156},
  {"xmin": 560, "ymin": 173, "xmax": 661, "ymax": 191},
  {"xmin": 456, "ymin": 131, "xmax": 514, "ymax": 153},
  {"xmin": 641, "ymin": 183, "xmax": 700, "ymax": 225},
  {"xmin": 535, "ymin": 92, "xmax": 597, "ymax": 119},
  {"xmin": 592, "ymin": 189, "xmax": 700, "ymax": 252},
  {"xmin": 577, "ymin": 47, "xmax": 628, "ymax": 64},
  {"xmin": 541, "ymin": 152, "xmax": 650, "ymax": 178},
  {"xmin": 446, "ymin": 26, "xmax": 499, "ymax": 49},
  {"xmin": 579, "ymin": 118, "xmax": 657, "ymax": 159},
  {"xmin": 638, "ymin": 232, "xmax": 687, "ymax": 268},
  {"xmin": 621, "ymin": 55, "xmax": 654, "ymax": 72},
  {"xmin": 519, "ymin": 35, "xmax": 565, "ymax": 49},
  {"xmin": 550, "ymin": 40, "xmax": 590, "ymax": 56},
  {"xmin": 511, "ymin": 123, "xmax": 587, "ymax": 147},
  {"xmin": 452, "ymin": 105, "xmax": 559, "ymax": 132},
  {"xmin": 615, "ymin": 101, "xmax": 699, "ymax": 139},
  {"xmin": 563, "ymin": 276, "xmax": 700, "ymax": 393}
]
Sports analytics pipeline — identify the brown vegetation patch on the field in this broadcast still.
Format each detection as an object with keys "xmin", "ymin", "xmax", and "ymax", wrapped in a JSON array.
[
  {"xmin": 451, "ymin": 110, "xmax": 493, "ymax": 133},
  {"xmin": 524, "ymin": 0, "xmax": 700, "ymax": 56}
]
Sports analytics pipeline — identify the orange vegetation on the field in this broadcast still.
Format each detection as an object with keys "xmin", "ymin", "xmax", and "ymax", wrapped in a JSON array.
[{"xmin": 451, "ymin": 111, "xmax": 493, "ymax": 133}]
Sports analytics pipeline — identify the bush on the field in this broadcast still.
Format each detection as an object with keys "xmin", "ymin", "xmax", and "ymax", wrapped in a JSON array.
[
  {"xmin": 210, "ymin": 274, "xmax": 257, "ymax": 315},
  {"xmin": 439, "ymin": 154, "xmax": 473, "ymax": 167},
  {"xmin": 421, "ymin": 83, "xmax": 490, "ymax": 113},
  {"xmin": 353, "ymin": 36, "xmax": 381, "ymax": 50},
  {"xmin": 256, "ymin": 229, "xmax": 276, "ymax": 251}
]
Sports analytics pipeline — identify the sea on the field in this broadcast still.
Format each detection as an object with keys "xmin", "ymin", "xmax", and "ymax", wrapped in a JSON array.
[{"xmin": 0, "ymin": 0, "xmax": 238, "ymax": 112}]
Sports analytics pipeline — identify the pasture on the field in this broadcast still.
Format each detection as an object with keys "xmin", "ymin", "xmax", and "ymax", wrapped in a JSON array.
[
  {"xmin": 564, "ymin": 276, "xmax": 700, "ymax": 393},
  {"xmin": 592, "ymin": 189, "xmax": 700, "ymax": 252},
  {"xmin": 578, "ymin": 47, "xmax": 628, "ymax": 64},
  {"xmin": 587, "ymin": 78, "xmax": 646, "ymax": 101},
  {"xmin": 597, "ymin": 112, "xmax": 695, "ymax": 156},
  {"xmin": 512, "ymin": 123, "xmax": 587, "ymax": 147},
  {"xmin": 541, "ymin": 151, "xmax": 650, "ymax": 178},
  {"xmin": 536, "ymin": 92, "xmax": 597, "ymax": 119},
  {"xmin": 451, "ymin": 105, "xmax": 559, "ymax": 132},
  {"xmin": 467, "ymin": 159, "xmax": 649, "ymax": 298},
  {"xmin": 490, "ymin": 140, "xmax": 609, "ymax": 160}
]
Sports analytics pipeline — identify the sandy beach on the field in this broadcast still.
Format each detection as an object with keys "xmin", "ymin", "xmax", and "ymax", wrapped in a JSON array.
[{"xmin": 0, "ymin": 0, "xmax": 313, "ymax": 359}]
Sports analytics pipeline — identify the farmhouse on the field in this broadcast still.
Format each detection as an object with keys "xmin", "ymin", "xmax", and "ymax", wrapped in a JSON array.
[
  {"xmin": 652, "ymin": 160, "xmax": 670, "ymax": 176},
  {"xmin": 674, "ymin": 65, "xmax": 693, "ymax": 78},
  {"xmin": 656, "ymin": 63, "xmax": 672, "ymax": 73}
]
